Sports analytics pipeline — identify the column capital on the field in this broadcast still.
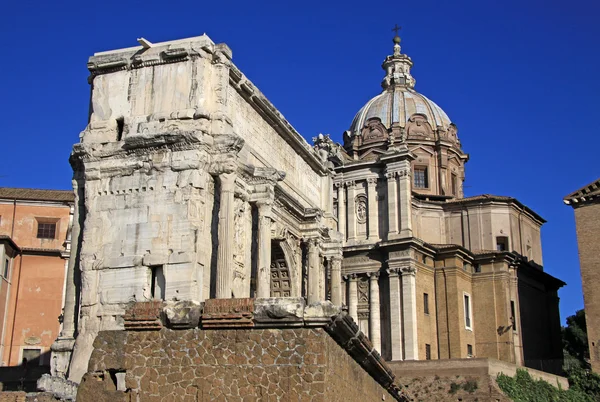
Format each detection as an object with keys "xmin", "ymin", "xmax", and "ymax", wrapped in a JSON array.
[
  {"xmin": 334, "ymin": 181, "xmax": 344, "ymax": 189},
  {"xmin": 386, "ymin": 267, "xmax": 400, "ymax": 277},
  {"xmin": 367, "ymin": 177, "xmax": 378, "ymax": 186},
  {"xmin": 397, "ymin": 169, "xmax": 410, "ymax": 178},
  {"xmin": 256, "ymin": 198, "xmax": 274, "ymax": 217},
  {"xmin": 345, "ymin": 180, "xmax": 356, "ymax": 188},
  {"xmin": 367, "ymin": 271, "xmax": 381, "ymax": 280},
  {"xmin": 218, "ymin": 172, "xmax": 237, "ymax": 191},
  {"xmin": 343, "ymin": 273, "xmax": 358, "ymax": 281},
  {"xmin": 401, "ymin": 266, "xmax": 417, "ymax": 276},
  {"xmin": 385, "ymin": 171, "xmax": 397, "ymax": 180}
]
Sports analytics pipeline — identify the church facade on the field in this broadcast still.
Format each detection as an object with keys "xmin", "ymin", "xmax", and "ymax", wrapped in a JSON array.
[
  {"xmin": 318, "ymin": 34, "xmax": 565, "ymax": 372},
  {"xmin": 51, "ymin": 32, "xmax": 564, "ymax": 388}
]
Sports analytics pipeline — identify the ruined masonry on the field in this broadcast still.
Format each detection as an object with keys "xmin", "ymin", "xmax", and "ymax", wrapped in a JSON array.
[{"xmin": 39, "ymin": 32, "xmax": 566, "ymax": 401}]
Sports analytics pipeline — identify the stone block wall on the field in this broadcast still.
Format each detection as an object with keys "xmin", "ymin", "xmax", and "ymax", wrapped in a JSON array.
[{"xmin": 77, "ymin": 326, "xmax": 402, "ymax": 402}]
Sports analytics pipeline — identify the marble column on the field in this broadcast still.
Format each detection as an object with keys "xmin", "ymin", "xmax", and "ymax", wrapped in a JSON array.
[
  {"xmin": 367, "ymin": 177, "xmax": 379, "ymax": 241},
  {"xmin": 368, "ymin": 272, "xmax": 382, "ymax": 352},
  {"xmin": 330, "ymin": 256, "xmax": 343, "ymax": 306},
  {"xmin": 402, "ymin": 266, "xmax": 419, "ymax": 360},
  {"xmin": 336, "ymin": 182, "xmax": 346, "ymax": 239},
  {"xmin": 61, "ymin": 201, "xmax": 78, "ymax": 338},
  {"xmin": 386, "ymin": 172, "xmax": 399, "ymax": 237},
  {"xmin": 256, "ymin": 201, "xmax": 273, "ymax": 298},
  {"xmin": 216, "ymin": 172, "xmax": 236, "ymax": 298},
  {"xmin": 398, "ymin": 167, "xmax": 413, "ymax": 237},
  {"xmin": 307, "ymin": 239, "xmax": 320, "ymax": 304},
  {"xmin": 387, "ymin": 267, "xmax": 403, "ymax": 360},
  {"xmin": 319, "ymin": 256, "xmax": 326, "ymax": 301},
  {"xmin": 347, "ymin": 274, "xmax": 358, "ymax": 322},
  {"xmin": 346, "ymin": 181, "xmax": 357, "ymax": 241}
]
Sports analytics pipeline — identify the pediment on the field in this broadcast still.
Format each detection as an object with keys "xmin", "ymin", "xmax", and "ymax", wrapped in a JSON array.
[
  {"xmin": 408, "ymin": 145, "xmax": 434, "ymax": 156},
  {"xmin": 359, "ymin": 147, "xmax": 387, "ymax": 161}
]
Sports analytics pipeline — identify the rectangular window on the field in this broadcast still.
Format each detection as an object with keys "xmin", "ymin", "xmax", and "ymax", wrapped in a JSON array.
[
  {"xmin": 22, "ymin": 348, "xmax": 42, "ymax": 366},
  {"xmin": 414, "ymin": 167, "xmax": 428, "ymax": 189},
  {"xmin": 3, "ymin": 258, "xmax": 9, "ymax": 279},
  {"xmin": 474, "ymin": 264, "xmax": 481, "ymax": 273},
  {"xmin": 150, "ymin": 266, "xmax": 165, "ymax": 300},
  {"xmin": 496, "ymin": 236, "xmax": 509, "ymax": 251},
  {"xmin": 511, "ymin": 300, "xmax": 517, "ymax": 332},
  {"xmin": 423, "ymin": 293, "xmax": 430, "ymax": 315},
  {"xmin": 464, "ymin": 293, "xmax": 472, "ymax": 329},
  {"xmin": 451, "ymin": 173, "xmax": 457, "ymax": 195},
  {"xmin": 425, "ymin": 344, "xmax": 431, "ymax": 360},
  {"xmin": 37, "ymin": 222, "xmax": 56, "ymax": 239},
  {"xmin": 467, "ymin": 344, "xmax": 473, "ymax": 357}
]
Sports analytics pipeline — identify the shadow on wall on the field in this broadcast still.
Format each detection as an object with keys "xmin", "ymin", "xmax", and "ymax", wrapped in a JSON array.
[{"xmin": 0, "ymin": 351, "xmax": 51, "ymax": 392}]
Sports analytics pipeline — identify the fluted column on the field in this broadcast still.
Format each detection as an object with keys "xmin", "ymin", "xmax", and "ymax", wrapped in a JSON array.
[
  {"xmin": 61, "ymin": 193, "xmax": 79, "ymax": 338},
  {"xmin": 347, "ymin": 274, "xmax": 358, "ymax": 322},
  {"xmin": 367, "ymin": 177, "xmax": 379, "ymax": 241},
  {"xmin": 387, "ymin": 267, "xmax": 403, "ymax": 360},
  {"xmin": 330, "ymin": 256, "xmax": 343, "ymax": 306},
  {"xmin": 368, "ymin": 272, "xmax": 381, "ymax": 352},
  {"xmin": 256, "ymin": 201, "xmax": 273, "ymax": 298},
  {"xmin": 386, "ymin": 172, "xmax": 399, "ymax": 237},
  {"xmin": 336, "ymin": 182, "xmax": 346, "ymax": 240},
  {"xmin": 346, "ymin": 181, "xmax": 357, "ymax": 241},
  {"xmin": 307, "ymin": 239, "xmax": 320, "ymax": 304},
  {"xmin": 398, "ymin": 167, "xmax": 413, "ymax": 237},
  {"xmin": 216, "ymin": 172, "xmax": 236, "ymax": 298},
  {"xmin": 402, "ymin": 266, "xmax": 418, "ymax": 360}
]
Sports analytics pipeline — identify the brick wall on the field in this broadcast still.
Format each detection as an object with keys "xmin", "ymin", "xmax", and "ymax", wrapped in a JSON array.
[
  {"xmin": 574, "ymin": 202, "xmax": 600, "ymax": 373},
  {"xmin": 76, "ymin": 327, "xmax": 401, "ymax": 402}
]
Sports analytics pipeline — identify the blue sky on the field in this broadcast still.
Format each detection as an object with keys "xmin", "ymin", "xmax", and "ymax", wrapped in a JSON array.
[{"xmin": 1, "ymin": 0, "xmax": 598, "ymax": 323}]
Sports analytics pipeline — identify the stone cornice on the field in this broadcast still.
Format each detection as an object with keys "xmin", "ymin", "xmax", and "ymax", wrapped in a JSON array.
[{"xmin": 228, "ymin": 65, "xmax": 327, "ymax": 176}]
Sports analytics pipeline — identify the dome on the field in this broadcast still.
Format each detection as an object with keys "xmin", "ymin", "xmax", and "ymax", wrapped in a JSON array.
[
  {"xmin": 349, "ymin": 88, "xmax": 452, "ymax": 138},
  {"xmin": 345, "ymin": 35, "xmax": 456, "ymax": 145}
]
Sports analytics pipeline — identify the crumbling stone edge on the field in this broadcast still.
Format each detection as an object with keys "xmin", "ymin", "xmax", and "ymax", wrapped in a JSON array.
[{"xmin": 40, "ymin": 298, "xmax": 407, "ymax": 401}]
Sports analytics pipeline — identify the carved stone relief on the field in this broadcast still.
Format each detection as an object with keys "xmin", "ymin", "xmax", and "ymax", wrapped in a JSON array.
[
  {"xmin": 356, "ymin": 195, "xmax": 368, "ymax": 224},
  {"xmin": 406, "ymin": 114, "xmax": 433, "ymax": 139}
]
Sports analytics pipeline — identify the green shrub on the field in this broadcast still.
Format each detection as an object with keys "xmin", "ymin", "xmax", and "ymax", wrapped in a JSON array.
[{"xmin": 496, "ymin": 368, "xmax": 597, "ymax": 402}]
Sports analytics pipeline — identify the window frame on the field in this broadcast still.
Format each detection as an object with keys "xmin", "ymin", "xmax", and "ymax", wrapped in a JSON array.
[
  {"xmin": 425, "ymin": 344, "xmax": 431, "ymax": 360},
  {"xmin": 463, "ymin": 292, "xmax": 473, "ymax": 330},
  {"xmin": 36, "ymin": 219, "xmax": 58, "ymax": 240},
  {"xmin": 496, "ymin": 236, "xmax": 509, "ymax": 252},
  {"xmin": 3, "ymin": 257, "xmax": 10, "ymax": 280},
  {"xmin": 423, "ymin": 292, "xmax": 430, "ymax": 315},
  {"xmin": 467, "ymin": 344, "xmax": 473, "ymax": 357},
  {"xmin": 413, "ymin": 166, "xmax": 429, "ymax": 189}
]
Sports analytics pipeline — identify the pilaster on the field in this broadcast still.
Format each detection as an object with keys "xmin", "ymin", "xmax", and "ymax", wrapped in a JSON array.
[
  {"xmin": 368, "ymin": 271, "xmax": 382, "ymax": 352},
  {"xmin": 330, "ymin": 256, "xmax": 343, "ymax": 306},
  {"xmin": 307, "ymin": 239, "xmax": 320, "ymax": 304},
  {"xmin": 346, "ymin": 181, "xmax": 357, "ymax": 241},
  {"xmin": 397, "ymin": 166, "xmax": 413, "ymax": 237},
  {"xmin": 367, "ymin": 178, "xmax": 380, "ymax": 241},
  {"xmin": 335, "ymin": 182, "xmax": 346, "ymax": 240},
  {"xmin": 387, "ymin": 267, "xmax": 403, "ymax": 360},
  {"xmin": 401, "ymin": 266, "xmax": 418, "ymax": 360},
  {"xmin": 385, "ymin": 172, "xmax": 399, "ymax": 237},
  {"xmin": 256, "ymin": 200, "xmax": 273, "ymax": 298},
  {"xmin": 347, "ymin": 274, "xmax": 359, "ymax": 322}
]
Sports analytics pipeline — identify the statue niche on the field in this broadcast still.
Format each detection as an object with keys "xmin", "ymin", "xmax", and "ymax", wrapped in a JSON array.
[
  {"xmin": 360, "ymin": 118, "xmax": 388, "ymax": 146},
  {"xmin": 406, "ymin": 114, "xmax": 433, "ymax": 139}
]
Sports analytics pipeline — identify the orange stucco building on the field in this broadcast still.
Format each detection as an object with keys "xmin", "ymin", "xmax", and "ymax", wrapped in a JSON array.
[{"xmin": 0, "ymin": 188, "xmax": 74, "ymax": 367}]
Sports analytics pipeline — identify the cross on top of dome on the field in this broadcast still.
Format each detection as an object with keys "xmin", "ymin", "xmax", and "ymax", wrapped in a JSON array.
[{"xmin": 382, "ymin": 26, "xmax": 415, "ymax": 89}]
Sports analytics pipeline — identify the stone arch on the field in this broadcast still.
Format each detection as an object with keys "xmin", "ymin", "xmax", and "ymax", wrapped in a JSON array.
[{"xmin": 270, "ymin": 242, "xmax": 293, "ymax": 297}]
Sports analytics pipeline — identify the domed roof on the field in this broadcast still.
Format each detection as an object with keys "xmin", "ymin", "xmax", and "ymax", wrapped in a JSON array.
[
  {"xmin": 349, "ymin": 88, "xmax": 451, "ymax": 138},
  {"xmin": 347, "ymin": 35, "xmax": 454, "ymax": 139}
]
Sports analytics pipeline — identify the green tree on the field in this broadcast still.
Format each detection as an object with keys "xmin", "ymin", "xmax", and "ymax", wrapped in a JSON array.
[{"xmin": 563, "ymin": 309, "xmax": 590, "ymax": 371}]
